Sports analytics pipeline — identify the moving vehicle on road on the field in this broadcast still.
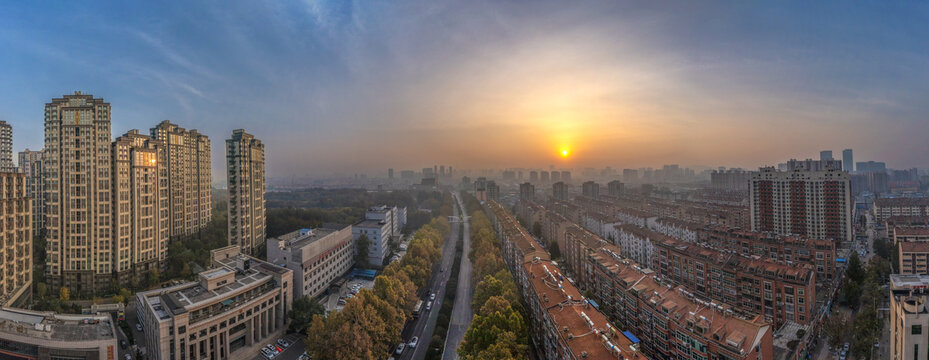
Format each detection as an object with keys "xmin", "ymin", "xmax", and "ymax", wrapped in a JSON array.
[
  {"xmin": 429, "ymin": 293, "xmax": 436, "ymax": 301},
  {"xmin": 409, "ymin": 336, "xmax": 419, "ymax": 348},
  {"xmin": 426, "ymin": 300, "xmax": 432, "ymax": 311},
  {"xmin": 395, "ymin": 343, "xmax": 405, "ymax": 355}
]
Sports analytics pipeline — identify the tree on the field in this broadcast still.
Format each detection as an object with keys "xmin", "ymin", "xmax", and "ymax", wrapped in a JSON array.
[
  {"xmin": 59, "ymin": 287, "xmax": 70, "ymax": 302},
  {"xmin": 147, "ymin": 269, "xmax": 161, "ymax": 287},
  {"xmin": 36, "ymin": 282, "xmax": 47, "ymax": 298},
  {"xmin": 549, "ymin": 240, "xmax": 561, "ymax": 260},
  {"xmin": 531, "ymin": 222, "xmax": 542, "ymax": 238},
  {"xmin": 822, "ymin": 311, "xmax": 850, "ymax": 349},
  {"xmin": 846, "ymin": 252, "xmax": 865, "ymax": 283},
  {"xmin": 356, "ymin": 234, "xmax": 371, "ymax": 268},
  {"xmin": 290, "ymin": 296, "xmax": 326, "ymax": 333}
]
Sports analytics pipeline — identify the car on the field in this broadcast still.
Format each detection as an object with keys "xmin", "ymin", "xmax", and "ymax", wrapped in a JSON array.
[
  {"xmin": 395, "ymin": 343, "xmax": 406, "ymax": 355},
  {"xmin": 265, "ymin": 345, "xmax": 280, "ymax": 355},
  {"xmin": 429, "ymin": 293, "xmax": 436, "ymax": 301},
  {"xmin": 277, "ymin": 339, "xmax": 290, "ymax": 348},
  {"xmin": 124, "ymin": 355, "xmax": 132, "ymax": 360},
  {"xmin": 261, "ymin": 349, "xmax": 273, "ymax": 358},
  {"xmin": 120, "ymin": 340, "xmax": 127, "ymax": 349},
  {"xmin": 426, "ymin": 301, "xmax": 433, "ymax": 311},
  {"xmin": 135, "ymin": 323, "xmax": 142, "ymax": 332},
  {"xmin": 298, "ymin": 355, "xmax": 310, "ymax": 360},
  {"xmin": 409, "ymin": 336, "xmax": 419, "ymax": 348},
  {"xmin": 844, "ymin": 342, "xmax": 850, "ymax": 352}
]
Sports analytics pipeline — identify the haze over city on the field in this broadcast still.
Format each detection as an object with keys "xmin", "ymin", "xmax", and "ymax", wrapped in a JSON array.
[{"xmin": 1, "ymin": 1, "xmax": 928, "ymax": 179}]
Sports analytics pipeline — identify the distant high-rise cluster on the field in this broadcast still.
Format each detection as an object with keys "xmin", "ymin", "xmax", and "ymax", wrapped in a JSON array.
[
  {"xmin": 227, "ymin": 129, "xmax": 266, "ymax": 256},
  {"xmin": 43, "ymin": 92, "xmax": 213, "ymax": 294}
]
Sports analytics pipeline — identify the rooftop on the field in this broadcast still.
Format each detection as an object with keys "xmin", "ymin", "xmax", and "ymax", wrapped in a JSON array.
[
  {"xmin": 272, "ymin": 228, "xmax": 339, "ymax": 249},
  {"xmin": 355, "ymin": 219, "xmax": 387, "ymax": 228},
  {"xmin": 0, "ymin": 308, "xmax": 115, "ymax": 342},
  {"xmin": 890, "ymin": 274, "xmax": 929, "ymax": 291}
]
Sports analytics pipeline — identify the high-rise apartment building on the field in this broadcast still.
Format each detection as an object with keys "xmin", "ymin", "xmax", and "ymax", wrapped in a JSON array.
[
  {"xmin": 17, "ymin": 149, "xmax": 44, "ymax": 232},
  {"xmin": 151, "ymin": 120, "xmax": 212, "ymax": 238},
  {"xmin": 750, "ymin": 167, "xmax": 852, "ymax": 243},
  {"xmin": 0, "ymin": 172, "xmax": 32, "ymax": 307},
  {"xmin": 227, "ymin": 129, "xmax": 266, "ymax": 255},
  {"xmin": 112, "ymin": 130, "xmax": 169, "ymax": 283},
  {"xmin": 553, "ymin": 181, "xmax": 568, "ymax": 201},
  {"xmin": 0, "ymin": 121, "xmax": 12, "ymax": 172},
  {"xmin": 519, "ymin": 182, "xmax": 535, "ymax": 202},
  {"xmin": 606, "ymin": 180, "xmax": 623, "ymax": 197},
  {"xmin": 44, "ymin": 92, "xmax": 114, "ymax": 294},
  {"xmin": 842, "ymin": 149, "xmax": 853, "ymax": 172},
  {"xmin": 820, "ymin": 150, "xmax": 833, "ymax": 161},
  {"xmin": 581, "ymin": 180, "xmax": 599, "ymax": 198}
]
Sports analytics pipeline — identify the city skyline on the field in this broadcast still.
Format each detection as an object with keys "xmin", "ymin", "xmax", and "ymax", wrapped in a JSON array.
[{"xmin": 1, "ymin": 2, "xmax": 928, "ymax": 178}]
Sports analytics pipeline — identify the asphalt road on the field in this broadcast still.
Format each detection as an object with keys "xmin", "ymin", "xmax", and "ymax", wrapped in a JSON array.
[
  {"xmin": 250, "ymin": 333, "xmax": 305, "ymax": 360},
  {"xmin": 397, "ymin": 193, "xmax": 461, "ymax": 360},
  {"xmin": 442, "ymin": 194, "xmax": 473, "ymax": 360}
]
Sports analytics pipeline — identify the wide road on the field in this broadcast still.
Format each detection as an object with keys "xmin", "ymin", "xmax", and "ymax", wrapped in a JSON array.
[
  {"xmin": 398, "ymin": 193, "xmax": 462, "ymax": 360},
  {"xmin": 442, "ymin": 194, "xmax": 473, "ymax": 360}
]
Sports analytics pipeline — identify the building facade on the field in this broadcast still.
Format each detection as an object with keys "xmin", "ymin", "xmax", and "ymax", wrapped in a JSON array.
[
  {"xmin": 890, "ymin": 274, "xmax": 929, "ymax": 360},
  {"xmin": 136, "ymin": 246, "xmax": 292, "ymax": 360},
  {"xmin": 0, "ymin": 172, "xmax": 32, "ymax": 307},
  {"xmin": 874, "ymin": 198, "xmax": 929, "ymax": 222},
  {"xmin": 0, "ymin": 308, "xmax": 118, "ymax": 360},
  {"xmin": 582, "ymin": 181, "xmax": 599, "ymax": 198},
  {"xmin": 553, "ymin": 181, "xmax": 568, "ymax": 201},
  {"xmin": 151, "ymin": 121, "xmax": 212, "ymax": 239},
  {"xmin": 267, "ymin": 226, "xmax": 355, "ymax": 299},
  {"xmin": 227, "ymin": 130, "xmax": 266, "ymax": 256},
  {"xmin": 17, "ymin": 148, "xmax": 44, "ymax": 232},
  {"xmin": 112, "ymin": 130, "xmax": 169, "ymax": 284},
  {"xmin": 750, "ymin": 167, "xmax": 852, "ymax": 243},
  {"xmin": 44, "ymin": 92, "xmax": 114, "ymax": 294}
]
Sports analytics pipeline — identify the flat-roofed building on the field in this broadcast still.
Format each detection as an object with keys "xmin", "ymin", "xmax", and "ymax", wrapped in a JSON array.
[
  {"xmin": 890, "ymin": 274, "xmax": 929, "ymax": 360},
  {"xmin": 353, "ymin": 219, "xmax": 391, "ymax": 266},
  {"xmin": 0, "ymin": 308, "xmax": 117, "ymax": 360},
  {"xmin": 150, "ymin": 121, "xmax": 212, "ymax": 239},
  {"xmin": 896, "ymin": 228, "xmax": 929, "ymax": 275},
  {"xmin": 17, "ymin": 149, "xmax": 44, "ymax": 232},
  {"xmin": 136, "ymin": 246, "xmax": 292, "ymax": 360},
  {"xmin": 267, "ymin": 226, "xmax": 355, "ymax": 298},
  {"xmin": 227, "ymin": 130, "xmax": 265, "ymax": 256},
  {"xmin": 874, "ymin": 198, "xmax": 929, "ymax": 222}
]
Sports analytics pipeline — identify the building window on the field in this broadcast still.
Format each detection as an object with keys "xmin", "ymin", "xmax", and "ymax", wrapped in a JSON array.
[{"xmin": 914, "ymin": 325, "xmax": 922, "ymax": 335}]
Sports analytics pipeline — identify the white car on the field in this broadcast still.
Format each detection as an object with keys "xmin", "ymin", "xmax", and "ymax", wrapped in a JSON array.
[
  {"xmin": 395, "ymin": 343, "xmax": 405, "ymax": 355},
  {"xmin": 135, "ymin": 323, "xmax": 143, "ymax": 332},
  {"xmin": 409, "ymin": 336, "xmax": 419, "ymax": 348},
  {"xmin": 277, "ymin": 339, "xmax": 290, "ymax": 348},
  {"xmin": 429, "ymin": 293, "xmax": 436, "ymax": 301}
]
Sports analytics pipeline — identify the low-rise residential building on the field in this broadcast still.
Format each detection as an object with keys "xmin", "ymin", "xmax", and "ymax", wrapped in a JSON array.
[
  {"xmin": 136, "ymin": 246, "xmax": 293, "ymax": 360},
  {"xmin": 266, "ymin": 226, "xmax": 355, "ymax": 298},
  {"xmin": 890, "ymin": 274, "xmax": 929, "ymax": 360},
  {"xmin": 0, "ymin": 308, "xmax": 117, "ymax": 360},
  {"xmin": 896, "ymin": 228, "xmax": 929, "ymax": 275},
  {"xmin": 874, "ymin": 197, "xmax": 929, "ymax": 222}
]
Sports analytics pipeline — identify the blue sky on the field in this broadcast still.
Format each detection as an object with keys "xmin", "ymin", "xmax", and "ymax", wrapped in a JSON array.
[{"xmin": 1, "ymin": 1, "xmax": 928, "ymax": 178}]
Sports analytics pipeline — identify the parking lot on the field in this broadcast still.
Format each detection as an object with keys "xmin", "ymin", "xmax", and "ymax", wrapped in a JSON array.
[
  {"xmin": 250, "ymin": 333, "xmax": 306, "ymax": 360},
  {"xmin": 325, "ymin": 277, "xmax": 376, "ymax": 312}
]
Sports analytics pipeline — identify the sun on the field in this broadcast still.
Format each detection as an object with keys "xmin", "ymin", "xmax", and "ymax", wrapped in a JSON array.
[{"xmin": 560, "ymin": 149, "xmax": 569, "ymax": 158}]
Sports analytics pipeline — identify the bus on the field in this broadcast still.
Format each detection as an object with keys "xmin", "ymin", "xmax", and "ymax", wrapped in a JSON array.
[{"xmin": 412, "ymin": 300, "xmax": 424, "ymax": 317}]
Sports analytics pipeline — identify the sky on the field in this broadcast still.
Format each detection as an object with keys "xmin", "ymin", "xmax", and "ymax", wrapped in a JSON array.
[{"xmin": 1, "ymin": 1, "xmax": 928, "ymax": 180}]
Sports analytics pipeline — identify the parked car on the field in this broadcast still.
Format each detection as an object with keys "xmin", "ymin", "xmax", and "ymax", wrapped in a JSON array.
[
  {"xmin": 426, "ymin": 301, "xmax": 433, "ymax": 311},
  {"xmin": 135, "ymin": 323, "xmax": 142, "ymax": 332},
  {"xmin": 429, "ymin": 293, "xmax": 436, "ymax": 301},
  {"xmin": 277, "ymin": 339, "xmax": 290, "ymax": 348},
  {"xmin": 395, "ymin": 343, "xmax": 406, "ymax": 355},
  {"xmin": 409, "ymin": 336, "xmax": 419, "ymax": 348}
]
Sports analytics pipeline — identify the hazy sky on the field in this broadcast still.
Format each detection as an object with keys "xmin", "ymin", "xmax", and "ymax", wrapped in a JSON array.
[{"xmin": 1, "ymin": 1, "xmax": 928, "ymax": 179}]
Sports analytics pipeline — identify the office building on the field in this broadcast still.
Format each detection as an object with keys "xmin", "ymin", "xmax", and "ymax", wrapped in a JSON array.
[
  {"xmin": 388, "ymin": 168, "xmax": 394, "ymax": 179},
  {"xmin": 18, "ymin": 148, "xmax": 44, "ymax": 232},
  {"xmin": 0, "ymin": 121, "xmax": 11, "ymax": 172},
  {"xmin": 44, "ymin": 92, "xmax": 114, "ymax": 294},
  {"xmin": 581, "ymin": 180, "xmax": 599, "ymax": 198},
  {"xmin": 750, "ymin": 167, "xmax": 852, "ymax": 243},
  {"xmin": 519, "ymin": 182, "xmax": 535, "ymax": 203},
  {"xmin": 112, "ymin": 130, "xmax": 169, "ymax": 284},
  {"xmin": 0, "ymin": 172, "xmax": 32, "ymax": 307},
  {"xmin": 151, "ymin": 121, "xmax": 212, "ymax": 239},
  {"xmin": 364, "ymin": 205, "xmax": 406, "ymax": 239},
  {"xmin": 553, "ymin": 181, "xmax": 568, "ymax": 201},
  {"xmin": 227, "ymin": 129, "xmax": 266, "ymax": 256},
  {"xmin": 0, "ymin": 308, "xmax": 118, "ymax": 360},
  {"xmin": 136, "ymin": 246, "xmax": 292, "ymax": 360},
  {"xmin": 606, "ymin": 180, "xmax": 623, "ymax": 197},
  {"xmin": 819, "ymin": 150, "xmax": 833, "ymax": 161},
  {"xmin": 842, "ymin": 149, "xmax": 853, "ymax": 172},
  {"xmin": 890, "ymin": 274, "xmax": 929, "ymax": 360},
  {"xmin": 266, "ymin": 226, "xmax": 354, "ymax": 299}
]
